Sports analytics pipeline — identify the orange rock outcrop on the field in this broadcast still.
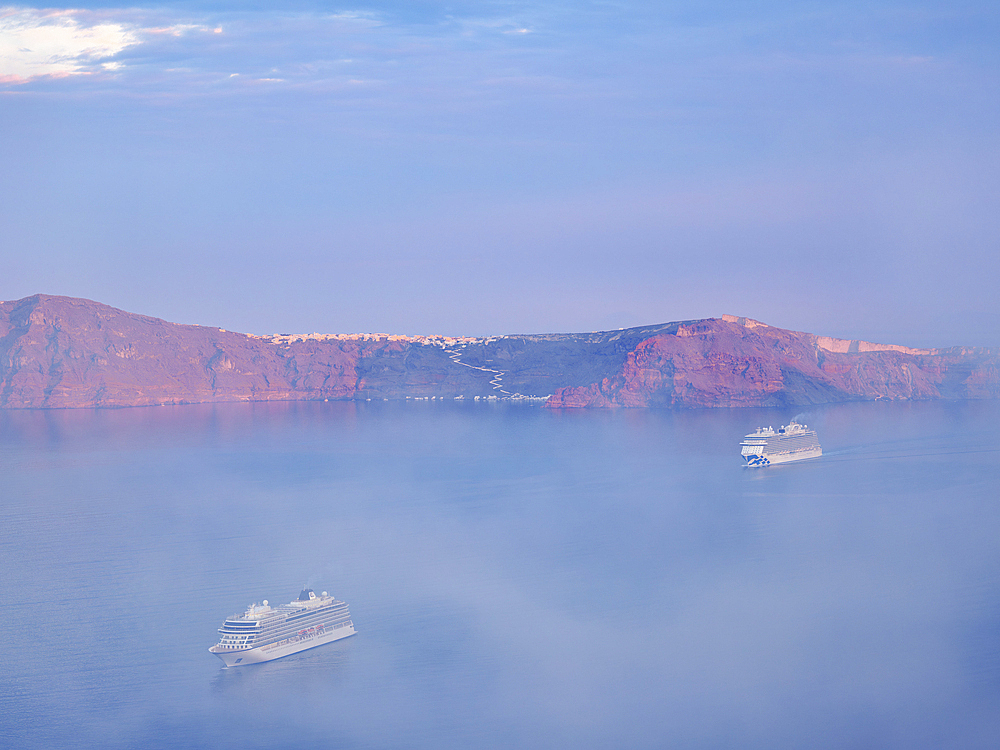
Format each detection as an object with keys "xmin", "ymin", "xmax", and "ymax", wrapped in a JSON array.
[{"xmin": 545, "ymin": 318, "xmax": 999, "ymax": 408}]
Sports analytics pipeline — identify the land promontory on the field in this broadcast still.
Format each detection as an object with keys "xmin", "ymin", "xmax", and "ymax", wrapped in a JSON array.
[{"xmin": 1, "ymin": 294, "xmax": 997, "ymax": 409}]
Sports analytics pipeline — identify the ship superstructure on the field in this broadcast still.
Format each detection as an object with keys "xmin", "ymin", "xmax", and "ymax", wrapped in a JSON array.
[
  {"xmin": 740, "ymin": 421, "xmax": 822, "ymax": 467},
  {"xmin": 209, "ymin": 588, "xmax": 355, "ymax": 667}
]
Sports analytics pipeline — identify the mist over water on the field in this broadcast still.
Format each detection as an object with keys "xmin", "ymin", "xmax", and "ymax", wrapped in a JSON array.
[{"xmin": 2, "ymin": 400, "xmax": 999, "ymax": 749}]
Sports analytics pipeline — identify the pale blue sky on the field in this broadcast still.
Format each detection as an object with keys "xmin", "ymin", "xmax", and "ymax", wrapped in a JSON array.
[{"xmin": 2, "ymin": 1, "xmax": 998, "ymax": 345}]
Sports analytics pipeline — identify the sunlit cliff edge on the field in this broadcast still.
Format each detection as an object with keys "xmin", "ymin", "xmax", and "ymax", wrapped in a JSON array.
[{"xmin": 1, "ymin": 295, "xmax": 997, "ymax": 409}]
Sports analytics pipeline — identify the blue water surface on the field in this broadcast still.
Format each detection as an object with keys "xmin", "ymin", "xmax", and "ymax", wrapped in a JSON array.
[{"xmin": 1, "ymin": 399, "xmax": 999, "ymax": 749}]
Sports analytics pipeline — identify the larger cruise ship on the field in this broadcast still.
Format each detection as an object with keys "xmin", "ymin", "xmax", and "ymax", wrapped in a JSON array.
[
  {"xmin": 209, "ymin": 588, "xmax": 355, "ymax": 667},
  {"xmin": 740, "ymin": 421, "xmax": 822, "ymax": 467}
]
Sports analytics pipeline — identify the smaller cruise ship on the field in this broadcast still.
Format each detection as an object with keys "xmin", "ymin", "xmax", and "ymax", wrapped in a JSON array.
[
  {"xmin": 209, "ymin": 588, "xmax": 355, "ymax": 667},
  {"xmin": 740, "ymin": 421, "xmax": 822, "ymax": 467}
]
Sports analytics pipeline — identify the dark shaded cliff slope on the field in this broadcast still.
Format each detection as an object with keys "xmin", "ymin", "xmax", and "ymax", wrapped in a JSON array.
[{"xmin": 1, "ymin": 295, "xmax": 997, "ymax": 409}]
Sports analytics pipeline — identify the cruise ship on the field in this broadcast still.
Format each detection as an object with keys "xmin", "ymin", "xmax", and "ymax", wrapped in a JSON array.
[
  {"xmin": 740, "ymin": 421, "xmax": 822, "ymax": 467},
  {"xmin": 209, "ymin": 588, "xmax": 356, "ymax": 667}
]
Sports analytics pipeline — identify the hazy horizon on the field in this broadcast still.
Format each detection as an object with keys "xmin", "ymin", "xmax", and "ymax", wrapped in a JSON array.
[
  {"xmin": 3, "ymin": 290, "xmax": 996, "ymax": 350},
  {"xmin": 3, "ymin": 2, "xmax": 999, "ymax": 344}
]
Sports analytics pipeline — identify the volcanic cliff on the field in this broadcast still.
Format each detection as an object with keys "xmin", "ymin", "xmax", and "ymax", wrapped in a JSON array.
[{"xmin": 1, "ymin": 295, "xmax": 997, "ymax": 409}]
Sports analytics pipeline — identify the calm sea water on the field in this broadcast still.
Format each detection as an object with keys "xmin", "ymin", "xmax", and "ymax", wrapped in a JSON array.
[{"xmin": 1, "ymin": 399, "xmax": 999, "ymax": 749}]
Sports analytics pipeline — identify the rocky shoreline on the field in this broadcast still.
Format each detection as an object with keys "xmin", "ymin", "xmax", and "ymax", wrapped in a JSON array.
[{"xmin": 1, "ymin": 295, "xmax": 997, "ymax": 409}]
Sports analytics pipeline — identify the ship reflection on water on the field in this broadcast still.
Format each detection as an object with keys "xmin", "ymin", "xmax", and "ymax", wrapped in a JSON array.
[{"xmin": 210, "ymin": 642, "xmax": 354, "ymax": 693}]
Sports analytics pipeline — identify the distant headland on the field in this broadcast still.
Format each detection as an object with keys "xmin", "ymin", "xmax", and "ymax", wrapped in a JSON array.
[{"xmin": 1, "ymin": 294, "xmax": 997, "ymax": 409}]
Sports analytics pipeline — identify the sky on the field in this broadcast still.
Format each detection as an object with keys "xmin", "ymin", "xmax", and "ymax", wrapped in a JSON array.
[{"xmin": 1, "ymin": 1, "xmax": 998, "ymax": 346}]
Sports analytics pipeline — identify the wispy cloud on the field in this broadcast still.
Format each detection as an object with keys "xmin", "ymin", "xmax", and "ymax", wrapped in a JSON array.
[
  {"xmin": 0, "ymin": 7, "xmax": 137, "ymax": 81},
  {"xmin": 0, "ymin": 6, "xmax": 223, "ymax": 83},
  {"xmin": 0, "ymin": 4, "xmax": 551, "ymax": 92}
]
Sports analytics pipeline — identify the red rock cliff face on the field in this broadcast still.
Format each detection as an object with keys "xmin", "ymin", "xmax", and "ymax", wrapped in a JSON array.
[
  {"xmin": 2, "ymin": 296, "xmax": 998, "ymax": 409},
  {"xmin": 545, "ymin": 317, "xmax": 1000, "ymax": 408},
  {"xmin": 0, "ymin": 295, "xmax": 366, "ymax": 408}
]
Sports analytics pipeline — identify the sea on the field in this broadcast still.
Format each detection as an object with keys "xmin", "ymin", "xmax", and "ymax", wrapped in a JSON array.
[{"xmin": 1, "ymin": 398, "xmax": 999, "ymax": 749}]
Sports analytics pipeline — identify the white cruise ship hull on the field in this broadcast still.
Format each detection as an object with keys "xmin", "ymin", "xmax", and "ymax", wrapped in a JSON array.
[
  {"xmin": 745, "ymin": 447, "xmax": 822, "ymax": 467},
  {"xmin": 210, "ymin": 621, "xmax": 356, "ymax": 667}
]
